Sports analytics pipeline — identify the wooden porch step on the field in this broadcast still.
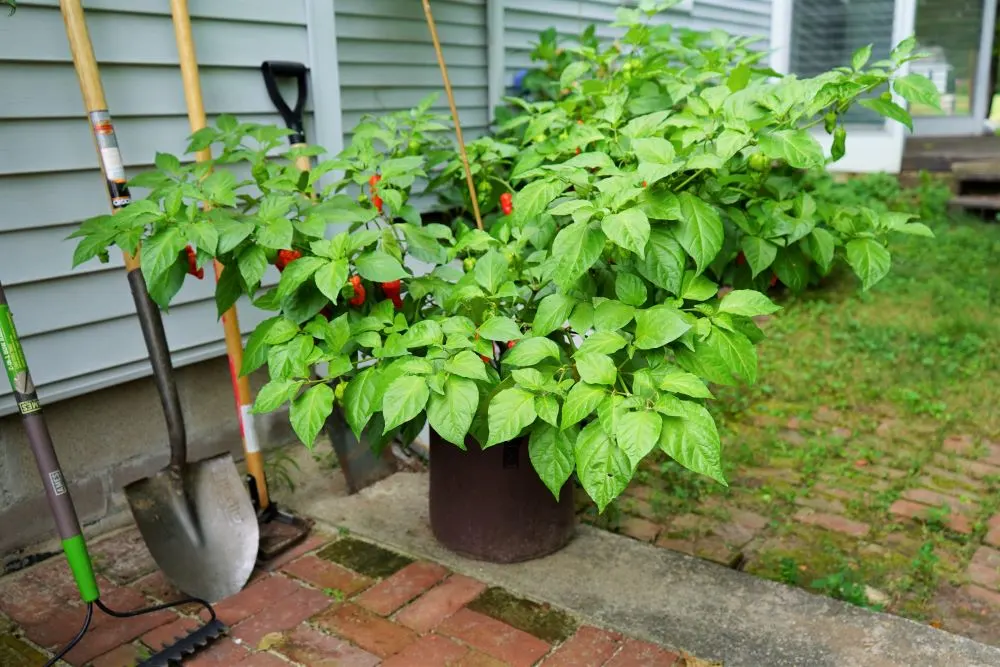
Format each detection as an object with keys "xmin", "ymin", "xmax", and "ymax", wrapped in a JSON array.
[
  {"xmin": 949, "ymin": 194, "xmax": 1000, "ymax": 212},
  {"xmin": 951, "ymin": 160, "xmax": 1000, "ymax": 182}
]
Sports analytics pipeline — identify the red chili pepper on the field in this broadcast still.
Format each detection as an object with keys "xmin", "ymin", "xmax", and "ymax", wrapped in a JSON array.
[
  {"xmin": 575, "ymin": 147, "xmax": 581, "ymax": 155},
  {"xmin": 499, "ymin": 192, "xmax": 513, "ymax": 216},
  {"xmin": 369, "ymin": 174, "xmax": 383, "ymax": 213},
  {"xmin": 480, "ymin": 354, "xmax": 491, "ymax": 363},
  {"xmin": 381, "ymin": 279, "xmax": 403, "ymax": 309},
  {"xmin": 320, "ymin": 306, "xmax": 334, "ymax": 320},
  {"xmin": 349, "ymin": 275, "xmax": 366, "ymax": 307},
  {"xmin": 184, "ymin": 245, "xmax": 204, "ymax": 279},
  {"xmin": 275, "ymin": 249, "xmax": 302, "ymax": 273},
  {"xmin": 736, "ymin": 251, "xmax": 746, "ymax": 266},
  {"xmin": 641, "ymin": 181, "xmax": 647, "ymax": 187},
  {"xmin": 506, "ymin": 340, "xmax": 516, "ymax": 350},
  {"xmin": 770, "ymin": 273, "xmax": 778, "ymax": 288}
]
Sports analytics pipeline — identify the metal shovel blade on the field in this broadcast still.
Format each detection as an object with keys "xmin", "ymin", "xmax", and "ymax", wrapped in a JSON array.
[{"xmin": 124, "ymin": 452, "xmax": 259, "ymax": 603}]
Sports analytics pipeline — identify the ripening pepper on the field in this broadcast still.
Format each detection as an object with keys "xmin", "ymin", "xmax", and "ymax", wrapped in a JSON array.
[
  {"xmin": 275, "ymin": 249, "xmax": 302, "ymax": 272},
  {"xmin": 381, "ymin": 279, "xmax": 403, "ymax": 309},
  {"xmin": 349, "ymin": 275, "xmax": 366, "ymax": 307},
  {"xmin": 183, "ymin": 245, "xmax": 204, "ymax": 279},
  {"xmin": 499, "ymin": 192, "xmax": 513, "ymax": 216}
]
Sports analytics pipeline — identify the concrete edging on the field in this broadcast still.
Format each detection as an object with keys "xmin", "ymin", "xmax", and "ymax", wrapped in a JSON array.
[{"xmin": 291, "ymin": 472, "xmax": 1000, "ymax": 667}]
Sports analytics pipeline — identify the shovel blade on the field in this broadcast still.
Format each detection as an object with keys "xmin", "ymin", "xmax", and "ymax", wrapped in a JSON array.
[{"xmin": 125, "ymin": 453, "xmax": 259, "ymax": 603}]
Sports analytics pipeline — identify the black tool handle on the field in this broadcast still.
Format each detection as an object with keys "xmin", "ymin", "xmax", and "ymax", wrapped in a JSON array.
[
  {"xmin": 126, "ymin": 270, "xmax": 187, "ymax": 468},
  {"xmin": 0, "ymin": 282, "xmax": 82, "ymax": 541},
  {"xmin": 260, "ymin": 60, "xmax": 309, "ymax": 144}
]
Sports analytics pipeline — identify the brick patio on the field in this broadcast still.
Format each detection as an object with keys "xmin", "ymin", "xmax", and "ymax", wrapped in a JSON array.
[
  {"xmin": 579, "ymin": 423, "xmax": 1000, "ymax": 646},
  {"xmin": 0, "ymin": 527, "xmax": 701, "ymax": 667}
]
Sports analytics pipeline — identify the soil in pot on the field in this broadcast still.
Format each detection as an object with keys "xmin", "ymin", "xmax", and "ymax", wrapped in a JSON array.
[{"xmin": 428, "ymin": 430, "xmax": 576, "ymax": 563}]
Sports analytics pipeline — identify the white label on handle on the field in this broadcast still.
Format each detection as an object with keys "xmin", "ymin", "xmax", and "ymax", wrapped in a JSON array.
[{"xmin": 241, "ymin": 404, "xmax": 261, "ymax": 453}]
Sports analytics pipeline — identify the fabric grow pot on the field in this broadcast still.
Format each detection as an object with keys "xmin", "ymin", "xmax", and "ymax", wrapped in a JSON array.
[
  {"xmin": 428, "ymin": 430, "xmax": 576, "ymax": 563},
  {"xmin": 324, "ymin": 406, "xmax": 398, "ymax": 494}
]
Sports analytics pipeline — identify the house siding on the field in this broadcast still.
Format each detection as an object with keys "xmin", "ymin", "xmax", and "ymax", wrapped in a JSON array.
[
  {"xmin": 335, "ymin": 0, "xmax": 490, "ymax": 144},
  {"xmin": 503, "ymin": 0, "xmax": 772, "ymax": 84},
  {"xmin": 0, "ymin": 0, "xmax": 313, "ymax": 416}
]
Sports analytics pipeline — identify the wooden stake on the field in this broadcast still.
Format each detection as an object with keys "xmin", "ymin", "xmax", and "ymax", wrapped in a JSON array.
[
  {"xmin": 170, "ymin": 0, "xmax": 269, "ymax": 509},
  {"xmin": 421, "ymin": 0, "xmax": 484, "ymax": 231}
]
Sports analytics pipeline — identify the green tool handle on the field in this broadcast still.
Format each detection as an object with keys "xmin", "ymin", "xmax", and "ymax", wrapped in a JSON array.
[{"xmin": 0, "ymin": 281, "xmax": 99, "ymax": 603}]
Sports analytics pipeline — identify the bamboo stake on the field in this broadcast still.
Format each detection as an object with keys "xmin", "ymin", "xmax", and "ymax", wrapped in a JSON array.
[{"xmin": 421, "ymin": 0, "xmax": 484, "ymax": 231}]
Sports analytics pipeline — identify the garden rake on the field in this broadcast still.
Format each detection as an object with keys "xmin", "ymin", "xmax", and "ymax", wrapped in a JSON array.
[{"xmin": 0, "ymin": 281, "xmax": 225, "ymax": 667}]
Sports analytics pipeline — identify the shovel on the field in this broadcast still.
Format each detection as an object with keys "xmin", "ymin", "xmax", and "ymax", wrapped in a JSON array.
[
  {"xmin": 168, "ymin": 0, "xmax": 314, "ymax": 564},
  {"xmin": 260, "ymin": 59, "xmax": 400, "ymax": 492},
  {"xmin": 59, "ymin": 0, "xmax": 258, "ymax": 603}
]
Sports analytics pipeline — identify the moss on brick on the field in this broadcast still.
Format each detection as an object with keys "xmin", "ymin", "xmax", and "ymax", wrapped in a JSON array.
[
  {"xmin": 0, "ymin": 634, "xmax": 47, "ymax": 667},
  {"xmin": 316, "ymin": 538, "xmax": 413, "ymax": 579},
  {"xmin": 466, "ymin": 587, "xmax": 578, "ymax": 644}
]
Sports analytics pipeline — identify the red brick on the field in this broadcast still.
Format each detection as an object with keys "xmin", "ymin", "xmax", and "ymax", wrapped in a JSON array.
[
  {"xmin": 381, "ymin": 634, "xmax": 470, "ymax": 666},
  {"xmin": 814, "ymin": 406, "xmax": 840, "ymax": 423},
  {"xmin": 454, "ymin": 652, "xmax": 508, "ymax": 667},
  {"xmin": 142, "ymin": 616, "xmax": 201, "ymax": 651},
  {"xmin": 964, "ymin": 584, "xmax": 1000, "ymax": 607},
  {"xmin": 986, "ymin": 527, "xmax": 1000, "ymax": 548},
  {"xmin": 20, "ymin": 605, "xmax": 88, "ymax": 648},
  {"xmin": 889, "ymin": 499, "xmax": 973, "ymax": 534},
  {"xmin": 283, "ymin": 554, "xmax": 374, "ymax": 597},
  {"xmin": 542, "ymin": 625, "xmax": 623, "ymax": 666},
  {"xmin": 605, "ymin": 639, "xmax": 679, "ymax": 666},
  {"xmin": 231, "ymin": 585, "xmax": 333, "ymax": 647},
  {"xmin": 794, "ymin": 495, "xmax": 846, "ymax": 514},
  {"xmin": 256, "ymin": 534, "xmax": 330, "ymax": 573},
  {"xmin": 205, "ymin": 574, "xmax": 304, "ymax": 626},
  {"xmin": 943, "ymin": 434, "xmax": 976, "ymax": 456},
  {"xmin": 792, "ymin": 510, "xmax": 870, "ymax": 538},
  {"xmin": 619, "ymin": 517, "xmax": 661, "ymax": 542},
  {"xmin": 438, "ymin": 608, "xmax": 551, "ymax": 667},
  {"xmin": 314, "ymin": 603, "xmax": 419, "ymax": 658},
  {"xmin": 90, "ymin": 643, "xmax": 144, "ymax": 667},
  {"xmin": 653, "ymin": 537, "xmax": 697, "ymax": 556},
  {"xmin": 967, "ymin": 547, "xmax": 1000, "ymax": 590},
  {"xmin": 0, "ymin": 575, "xmax": 59, "ymax": 626},
  {"xmin": 901, "ymin": 488, "xmax": 979, "ymax": 514},
  {"xmin": 936, "ymin": 454, "xmax": 1000, "ymax": 480},
  {"xmin": 61, "ymin": 588, "xmax": 177, "ymax": 665},
  {"xmin": 356, "ymin": 562, "xmax": 449, "ymax": 615},
  {"xmin": 181, "ymin": 638, "xmax": 250, "ymax": 666},
  {"xmin": 89, "ymin": 528, "xmax": 158, "ymax": 585},
  {"xmin": 396, "ymin": 574, "xmax": 488, "ymax": 633},
  {"xmin": 234, "ymin": 653, "xmax": 289, "ymax": 667},
  {"xmin": 271, "ymin": 624, "xmax": 380, "ymax": 667}
]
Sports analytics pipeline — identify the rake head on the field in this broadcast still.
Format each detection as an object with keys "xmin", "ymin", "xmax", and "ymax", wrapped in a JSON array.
[{"xmin": 138, "ymin": 618, "xmax": 227, "ymax": 666}]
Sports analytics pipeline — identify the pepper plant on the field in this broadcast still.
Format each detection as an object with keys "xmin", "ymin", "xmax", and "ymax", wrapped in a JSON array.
[
  {"xmin": 501, "ymin": 0, "xmax": 941, "ymax": 294},
  {"xmin": 67, "ymin": 3, "xmax": 940, "ymax": 513}
]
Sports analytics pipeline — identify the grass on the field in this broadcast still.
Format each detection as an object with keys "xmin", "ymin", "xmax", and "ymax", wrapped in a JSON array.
[{"xmin": 593, "ymin": 184, "xmax": 1000, "ymax": 631}]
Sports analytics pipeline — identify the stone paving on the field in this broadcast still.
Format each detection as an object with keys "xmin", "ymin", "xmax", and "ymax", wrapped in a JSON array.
[
  {"xmin": 0, "ymin": 525, "xmax": 706, "ymax": 667},
  {"xmin": 580, "ymin": 421, "xmax": 1000, "ymax": 646}
]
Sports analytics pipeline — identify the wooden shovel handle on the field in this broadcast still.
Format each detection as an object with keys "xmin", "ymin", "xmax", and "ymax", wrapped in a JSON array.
[{"xmin": 170, "ymin": 0, "xmax": 270, "ymax": 508}]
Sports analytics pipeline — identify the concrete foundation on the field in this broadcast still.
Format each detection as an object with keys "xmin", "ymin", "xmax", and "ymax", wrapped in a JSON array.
[{"xmin": 0, "ymin": 356, "xmax": 296, "ymax": 559}]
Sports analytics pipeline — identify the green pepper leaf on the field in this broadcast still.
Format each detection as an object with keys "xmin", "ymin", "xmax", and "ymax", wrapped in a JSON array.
[
  {"xmin": 289, "ymin": 383, "xmax": 334, "ymax": 448},
  {"xmin": 426, "ymin": 375, "xmax": 479, "ymax": 448},
  {"xmin": 529, "ymin": 423, "xmax": 576, "ymax": 500},
  {"xmin": 381, "ymin": 375, "xmax": 430, "ymax": 433},
  {"xmin": 487, "ymin": 387, "xmax": 538, "ymax": 446}
]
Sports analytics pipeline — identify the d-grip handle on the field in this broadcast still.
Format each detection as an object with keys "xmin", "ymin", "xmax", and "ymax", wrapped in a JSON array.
[
  {"xmin": 0, "ymin": 281, "xmax": 100, "ymax": 602},
  {"xmin": 261, "ymin": 60, "xmax": 309, "ymax": 144}
]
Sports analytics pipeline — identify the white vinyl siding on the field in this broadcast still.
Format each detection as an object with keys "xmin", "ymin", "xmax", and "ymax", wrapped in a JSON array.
[{"xmin": 0, "ymin": 0, "xmax": 313, "ymax": 415}]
